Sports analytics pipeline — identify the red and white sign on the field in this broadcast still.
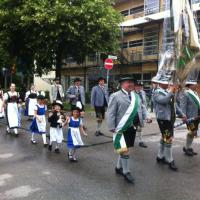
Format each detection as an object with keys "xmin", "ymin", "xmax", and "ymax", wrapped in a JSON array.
[{"xmin": 104, "ymin": 58, "xmax": 113, "ymax": 70}]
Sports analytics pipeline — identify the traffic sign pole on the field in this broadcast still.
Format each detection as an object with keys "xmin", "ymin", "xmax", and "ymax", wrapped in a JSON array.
[
  {"xmin": 104, "ymin": 58, "xmax": 113, "ymax": 90},
  {"xmin": 106, "ymin": 69, "xmax": 110, "ymax": 89}
]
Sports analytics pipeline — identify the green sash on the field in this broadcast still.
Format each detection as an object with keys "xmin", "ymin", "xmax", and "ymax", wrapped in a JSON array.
[
  {"xmin": 113, "ymin": 92, "xmax": 139, "ymax": 154},
  {"xmin": 186, "ymin": 89, "xmax": 200, "ymax": 109}
]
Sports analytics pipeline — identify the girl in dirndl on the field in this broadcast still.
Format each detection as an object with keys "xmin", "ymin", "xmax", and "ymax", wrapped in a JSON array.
[
  {"xmin": 3, "ymin": 83, "xmax": 20, "ymax": 136},
  {"xmin": 30, "ymin": 95, "xmax": 48, "ymax": 147},
  {"xmin": 25, "ymin": 84, "xmax": 39, "ymax": 120},
  {"xmin": 0, "ymin": 85, "xmax": 4, "ymax": 119},
  {"xmin": 66, "ymin": 107, "xmax": 87, "ymax": 162},
  {"xmin": 48, "ymin": 100, "xmax": 65, "ymax": 153}
]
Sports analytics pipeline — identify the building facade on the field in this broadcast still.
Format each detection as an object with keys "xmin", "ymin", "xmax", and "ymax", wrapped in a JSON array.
[{"xmin": 61, "ymin": 0, "xmax": 200, "ymax": 91}]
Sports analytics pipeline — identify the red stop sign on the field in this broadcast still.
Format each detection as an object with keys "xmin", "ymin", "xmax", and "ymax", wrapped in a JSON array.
[{"xmin": 104, "ymin": 58, "xmax": 113, "ymax": 70}]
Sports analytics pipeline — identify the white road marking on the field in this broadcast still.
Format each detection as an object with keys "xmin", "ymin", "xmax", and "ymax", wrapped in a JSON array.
[
  {"xmin": 0, "ymin": 154, "xmax": 13, "ymax": 159},
  {"xmin": 42, "ymin": 171, "xmax": 51, "ymax": 175},
  {"xmin": 0, "ymin": 185, "xmax": 41, "ymax": 199},
  {"xmin": 0, "ymin": 174, "xmax": 13, "ymax": 186}
]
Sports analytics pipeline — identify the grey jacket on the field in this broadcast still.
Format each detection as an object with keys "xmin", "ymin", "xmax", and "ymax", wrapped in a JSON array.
[
  {"xmin": 136, "ymin": 90, "xmax": 147, "ymax": 108},
  {"xmin": 91, "ymin": 85, "xmax": 109, "ymax": 107},
  {"xmin": 106, "ymin": 90, "xmax": 144, "ymax": 130},
  {"xmin": 153, "ymin": 87, "xmax": 175, "ymax": 121},
  {"xmin": 50, "ymin": 84, "xmax": 64, "ymax": 103},
  {"xmin": 180, "ymin": 89, "xmax": 199, "ymax": 119},
  {"xmin": 67, "ymin": 85, "xmax": 85, "ymax": 105}
]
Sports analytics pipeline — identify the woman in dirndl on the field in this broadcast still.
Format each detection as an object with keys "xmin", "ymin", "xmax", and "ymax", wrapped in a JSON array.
[
  {"xmin": 30, "ymin": 94, "xmax": 48, "ymax": 147},
  {"xmin": 0, "ymin": 84, "xmax": 4, "ymax": 119},
  {"xmin": 25, "ymin": 84, "xmax": 39, "ymax": 120},
  {"xmin": 3, "ymin": 83, "xmax": 20, "ymax": 136},
  {"xmin": 66, "ymin": 107, "xmax": 87, "ymax": 162}
]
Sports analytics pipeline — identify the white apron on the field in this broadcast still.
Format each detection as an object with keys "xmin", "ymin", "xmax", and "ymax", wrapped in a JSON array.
[
  {"xmin": 28, "ymin": 98, "xmax": 37, "ymax": 116},
  {"xmin": 0, "ymin": 99, "xmax": 4, "ymax": 118},
  {"xmin": 7, "ymin": 102, "xmax": 19, "ymax": 128},
  {"xmin": 36, "ymin": 115, "xmax": 46, "ymax": 133},
  {"xmin": 50, "ymin": 127, "xmax": 63, "ymax": 143},
  {"xmin": 70, "ymin": 127, "xmax": 84, "ymax": 146}
]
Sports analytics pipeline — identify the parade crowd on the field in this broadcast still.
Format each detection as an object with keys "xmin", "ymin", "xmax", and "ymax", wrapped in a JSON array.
[{"xmin": 0, "ymin": 75, "xmax": 199, "ymax": 185}]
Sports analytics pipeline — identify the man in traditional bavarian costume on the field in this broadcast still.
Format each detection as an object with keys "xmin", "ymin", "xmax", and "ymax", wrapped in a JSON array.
[
  {"xmin": 134, "ymin": 81, "xmax": 150, "ymax": 148},
  {"xmin": 180, "ymin": 79, "xmax": 200, "ymax": 156},
  {"xmin": 25, "ymin": 84, "xmax": 39, "ymax": 120},
  {"xmin": 91, "ymin": 77, "xmax": 109, "ymax": 136},
  {"xmin": 153, "ymin": 76, "xmax": 178, "ymax": 171},
  {"xmin": 67, "ymin": 78, "xmax": 85, "ymax": 111},
  {"xmin": 50, "ymin": 77, "xmax": 64, "ymax": 103},
  {"xmin": 67, "ymin": 78, "xmax": 86, "ymax": 129},
  {"xmin": 3, "ymin": 83, "xmax": 21, "ymax": 136},
  {"xmin": 107, "ymin": 77, "xmax": 140, "ymax": 184}
]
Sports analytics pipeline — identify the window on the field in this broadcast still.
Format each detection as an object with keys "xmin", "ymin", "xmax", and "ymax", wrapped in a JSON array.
[
  {"xmin": 122, "ymin": 42, "xmax": 128, "ymax": 49},
  {"xmin": 192, "ymin": 0, "xmax": 200, "ymax": 3},
  {"xmin": 162, "ymin": 17, "xmax": 175, "ymax": 51},
  {"xmin": 121, "ymin": 10, "xmax": 129, "ymax": 16},
  {"xmin": 130, "ymin": 6, "xmax": 144, "ymax": 15},
  {"xmin": 143, "ymin": 27, "xmax": 159, "ymax": 55},
  {"xmin": 144, "ymin": 0, "xmax": 160, "ymax": 15},
  {"xmin": 129, "ymin": 40, "xmax": 143, "ymax": 48}
]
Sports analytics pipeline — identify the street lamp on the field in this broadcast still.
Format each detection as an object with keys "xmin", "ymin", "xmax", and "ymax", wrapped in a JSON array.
[{"xmin": 2, "ymin": 67, "xmax": 8, "ymax": 91}]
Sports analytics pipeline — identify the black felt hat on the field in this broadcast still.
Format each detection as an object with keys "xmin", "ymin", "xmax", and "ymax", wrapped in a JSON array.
[
  {"xmin": 37, "ymin": 95, "xmax": 46, "ymax": 100},
  {"xmin": 119, "ymin": 77, "xmax": 136, "ymax": 83},
  {"xmin": 98, "ymin": 77, "xmax": 106, "ymax": 82},
  {"xmin": 54, "ymin": 77, "xmax": 60, "ymax": 81},
  {"xmin": 74, "ymin": 77, "xmax": 82, "ymax": 82},
  {"xmin": 52, "ymin": 100, "xmax": 63, "ymax": 109}
]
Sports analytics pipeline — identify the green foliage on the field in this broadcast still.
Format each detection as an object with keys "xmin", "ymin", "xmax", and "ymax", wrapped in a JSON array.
[{"xmin": 0, "ymin": 0, "xmax": 121, "ymax": 76}]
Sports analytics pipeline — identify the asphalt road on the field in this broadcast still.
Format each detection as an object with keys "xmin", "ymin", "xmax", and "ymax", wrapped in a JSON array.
[{"xmin": 0, "ymin": 115, "xmax": 200, "ymax": 200}]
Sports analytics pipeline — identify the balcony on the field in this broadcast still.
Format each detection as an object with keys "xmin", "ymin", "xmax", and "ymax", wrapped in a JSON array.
[
  {"xmin": 119, "ymin": 48, "xmax": 158, "ymax": 65},
  {"xmin": 62, "ymin": 55, "xmax": 101, "ymax": 69}
]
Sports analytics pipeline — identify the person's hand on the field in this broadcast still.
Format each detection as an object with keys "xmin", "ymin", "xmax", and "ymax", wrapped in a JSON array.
[
  {"xmin": 182, "ymin": 115, "xmax": 187, "ymax": 122},
  {"xmin": 169, "ymin": 85, "xmax": 177, "ymax": 93},
  {"xmin": 83, "ymin": 132, "xmax": 88, "ymax": 136}
]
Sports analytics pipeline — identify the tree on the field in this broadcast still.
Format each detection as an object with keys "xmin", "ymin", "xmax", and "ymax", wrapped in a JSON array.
[{"xmin": 0, "ymin": 0, "xmax": 121, "ymax": 78}]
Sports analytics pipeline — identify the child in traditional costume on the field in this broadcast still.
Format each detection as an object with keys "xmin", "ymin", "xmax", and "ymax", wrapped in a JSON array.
[
  {"xmin": 66, "ymin": 107, "xmax": 87, "ymax": 162},
  {"xmin": 4, "ymin": 83, "xmax": 21, "ymax": 136},
  {"xmin": 30, "ymin": 94, "xmax": 48, "ymax": 146},
  {"xmin": 25, "ymin": 84, "xmax": 39, "ymax": 120},
  {"xmin": 48, "ymin": 100, "xmax": 65, "ymax": 153}
]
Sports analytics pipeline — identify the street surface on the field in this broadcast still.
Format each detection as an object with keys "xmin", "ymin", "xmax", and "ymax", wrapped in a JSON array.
[{"xmin": 0, "ymin": 113, "xmax": 199, "ymax": 200}]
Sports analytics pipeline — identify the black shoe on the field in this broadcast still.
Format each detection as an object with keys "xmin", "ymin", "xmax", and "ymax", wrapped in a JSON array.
[
  {"xmin": 48, "ymin": 145, "xmax": 52, "ymax": 151},
  {"xmin": 95, "ymin": 131, "xmax": 100, "ymax": 136},
  {"xmin": 99, "ymin": 132, "xmax": 104, "ymax": 136},
  {"xmin": 43, "ymin": 143, "xmax": 48, "ymax": 148},
  {"xmin": 15, "ymin": 133, "xmax": 19, "ymax": 137},
  {"xmin": 124, "ymin": 172, "xmax": 134, "ymax": 184},
  {"xmin": 156, "ymin": 157, "xmax": 167, "ymax": 164},
  {"xmin": 168, "ymin": 161, "xmax": 178, "ymax": 171},
  {"xmin": 72, "ymin": 157, "xmax": 78, "ymax": 162},
  {"xmin": 139, "ymin": 142, "xmax": 147, "ymax": 148},
  {"xmin": 188, "ymin": 148, "xmax": 198, "ymax": 156},
  {"xmin": 55, "ymin": 148, "xmax": 60, "ymax": 153},
  {"xmin": 68, "ymin": 153, "xmax": 74, "ymax": 162},
  {"xmin": 115, "ymin": 167, "xmax": 123, "ymax": 176},
  {"xmin": 183, "ymin": 147, "xmax": 193, "ymax": 156},
  {"xmin": 31, "ymin": 140, "xmax": 37, "ymax": 144}
]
